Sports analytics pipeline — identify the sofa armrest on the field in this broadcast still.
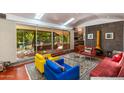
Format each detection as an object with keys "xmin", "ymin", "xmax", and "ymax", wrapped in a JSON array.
[
  {"xmin": 91, "ymin": 48, "xmax": 96, "ymax": 55},
  {"xmin": 79, "ymin": 50, "xmax": 84, "ymax": 53},
  {"xmin": 58, "ymin": 65, "xmax": 80, "ymax": 80},
  {"xmin": 55, "ymin": 58, "xmax": 64, "ymax": 65},
  {"xmin": 35, "ymin": 59, "xmax": 46, "ymax": 64},
  {"xmin": 118, "ymin": 66, "xmax": 124, "ymax": 77},
  {"xmin": 48, "ymin": 56, "xmax": 60, "ymax": 61}
]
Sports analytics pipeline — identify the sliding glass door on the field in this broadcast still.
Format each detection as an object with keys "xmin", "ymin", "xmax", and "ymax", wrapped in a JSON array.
[
  {"xmin": 16, "ymin": 24, "xmax": 70, "ymax": 61},
  {"xmin": 53, "ymin": 31, "xmax": 70, "ymax": 50},
  {"xmin": 17, "ymin": 29, "xmax": 36, "ymax": 59},
  {"xmin": 53, "ymin": 31, "xmax": 63, "ymax": 50},
  {"xmin": 37, "ymin": 30, "xmax": 52, "ymax": 54}
]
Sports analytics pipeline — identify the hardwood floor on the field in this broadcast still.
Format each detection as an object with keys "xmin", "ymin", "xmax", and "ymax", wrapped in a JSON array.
[
  {"xmin": 0, "ymin": 52, "xmax": 105, "ymax": 80},
  {"xmin": 0, "ymin": 62, "xmax": 32, "ymax": 80}
]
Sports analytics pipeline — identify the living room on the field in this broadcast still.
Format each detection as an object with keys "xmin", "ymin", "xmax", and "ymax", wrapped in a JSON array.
[
  {"xmin": 0, "ymin": 13, "xmax": 124, "ymax": 80},
  {"xmin": 1, "ymin": 0, "xmax": 124, "ymax": 93}
]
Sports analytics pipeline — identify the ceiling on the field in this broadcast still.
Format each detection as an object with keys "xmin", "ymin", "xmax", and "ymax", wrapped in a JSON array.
[{"xmin": 7, "ymin": 13, "xmax": 124, "ymax": 28}]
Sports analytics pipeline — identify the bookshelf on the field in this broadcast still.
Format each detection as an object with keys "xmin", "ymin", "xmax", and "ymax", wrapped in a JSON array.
[{"xmin": 74, "ymin": 27, "xmax": 84, "ymax": 47}]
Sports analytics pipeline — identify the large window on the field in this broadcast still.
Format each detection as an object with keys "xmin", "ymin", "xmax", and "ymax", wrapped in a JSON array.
[
  {"xmin": 53, "ymin": 31, "xmax": 63, "ymax": 50},
  {"xmin": 17, "ymin": 29, "xmax": 36, "ymax": 59},
  {"xmin": 37, "ymin": 31, "xmax": 52, "ymax": 54},
  {"xmin": 17, "ymin": 30, "xmax": 24, "ymax": 51},
  {"xmin": 16, "ymin": 25, "xmax": 70, "ymax": 61},
  {"xmin": 53, "ymin": 31, "xmax": 70, "ymax": 50}
]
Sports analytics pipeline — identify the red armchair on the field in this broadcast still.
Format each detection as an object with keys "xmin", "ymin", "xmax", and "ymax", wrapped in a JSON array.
[
  {"xmin": 80, "ymin": 46, "xmax": 96, "ymax": 58},
  {"xmin": 90, "ymin": 52, "xmax": 124, "ymax": 78}
]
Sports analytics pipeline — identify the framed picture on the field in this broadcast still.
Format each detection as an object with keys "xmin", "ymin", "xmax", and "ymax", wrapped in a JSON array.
[
  {"xmin": 105, "ymin": 32, "xmax": 114, "ymax": 39},
  {"xmin": 87, "ymin": 33, "xmax": 93, "ymax": 39}
]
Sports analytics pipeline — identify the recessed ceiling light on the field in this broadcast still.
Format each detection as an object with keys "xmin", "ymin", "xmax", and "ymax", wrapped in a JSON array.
[
  {"xmin": 34, "ymin": 13, "xmax": 45, "ymax": 20},
  {"xmin": 63, "ymin": 18, "xmax": 75, "ymax": 26}
]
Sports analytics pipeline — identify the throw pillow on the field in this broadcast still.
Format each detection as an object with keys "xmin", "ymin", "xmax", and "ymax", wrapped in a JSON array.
[
  {"xmin": 112, "ymin": 53, "xmax": 122, "ymax": 62},
  {"xmin": 112, "ymin": 50, "xmax": 122, "ymax": 56},
  {"xmin": 84, "ymin": 47, "xmax": 92, "ymax": 53},
  {"xmin": 54, "ymin": 62, "xmax": 66, "ymax": 71}
]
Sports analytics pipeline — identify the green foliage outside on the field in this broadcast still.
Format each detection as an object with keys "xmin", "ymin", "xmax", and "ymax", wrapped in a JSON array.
[{"xmin": 17, "ymin": 29, "xmax": 70, "ymax": 50}]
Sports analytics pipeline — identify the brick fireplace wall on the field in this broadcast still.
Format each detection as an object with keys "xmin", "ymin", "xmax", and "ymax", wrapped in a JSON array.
[{"xmin": 85, "ymin": 21, "xmax": 124, "ymax": 52}]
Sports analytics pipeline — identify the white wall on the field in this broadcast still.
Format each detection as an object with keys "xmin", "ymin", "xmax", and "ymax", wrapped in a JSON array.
[
  {"xmin": 0, "ymin": 19, "xmax": 16, "ymax": 63},
  {"xmin": 70, "ymin": 30, "xmax": 74, "ymax": 50}
]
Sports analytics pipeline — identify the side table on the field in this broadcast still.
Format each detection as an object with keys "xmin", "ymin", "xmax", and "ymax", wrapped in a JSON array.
[{"xmin": 105, "ymin": 51, "xmax": 113, "ymax": 57}]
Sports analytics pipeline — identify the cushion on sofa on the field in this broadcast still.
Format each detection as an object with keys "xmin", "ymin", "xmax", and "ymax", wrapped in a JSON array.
[
  {"xmin": 90, "ymin": 60, "xmax": 121, "ymax": 77},
  {"xmin": 112, "ymin": 53, "xmax": 122, "ymax": 62},
  {"xmin": 84, "ymin": 47, "xmax": 92, "ymax": 53},
  {"xmin": 112, "ymin": 50, "xmax": 122, "ymax": 56},
  {"xmin": 46, "ymin": 60, "xmax": 62, "ymax": 73}
]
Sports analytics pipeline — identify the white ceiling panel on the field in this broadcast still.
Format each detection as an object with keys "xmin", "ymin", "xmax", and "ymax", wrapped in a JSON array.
[{"xmin": 7, "ymin": 13, "xmax": 124, "ymax": 28}]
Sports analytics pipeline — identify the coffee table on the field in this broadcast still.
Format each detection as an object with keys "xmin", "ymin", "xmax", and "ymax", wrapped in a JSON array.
[{"xmin": 61, "ymin": 53, "xmax": 85, "ymax": 63}]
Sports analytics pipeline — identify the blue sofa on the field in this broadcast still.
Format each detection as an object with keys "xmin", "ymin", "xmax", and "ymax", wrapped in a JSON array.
[{"xmin": 44, "ymin": 58, "xmax": 80, "ymax": 80}]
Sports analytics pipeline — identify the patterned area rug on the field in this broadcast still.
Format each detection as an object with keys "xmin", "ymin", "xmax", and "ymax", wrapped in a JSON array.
[
  {"xmin": 25, "ymin": 53, "xmax": 100, "ymax": 80},
  {"xmin": 25, "ymin": 63, "xmax": 45, "ymax": 80}
]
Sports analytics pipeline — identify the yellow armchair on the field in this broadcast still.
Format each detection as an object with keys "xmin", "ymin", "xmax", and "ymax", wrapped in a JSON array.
[
  {"xmin": 35, "ymin": 53, "xmax": 46, "ymax": 73},
  {"xmin": 44, "ymin": 54, "xmax": 60, "ymax": 61},
  {"xmin": 35, "ymin": 53, "xmax": 60, "ymax": 73}
]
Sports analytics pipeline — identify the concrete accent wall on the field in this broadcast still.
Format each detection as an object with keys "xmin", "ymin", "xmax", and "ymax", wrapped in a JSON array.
[
  {"xmin": 86, "ymin": 21, "xmax": 124, "ymax": 52},
  {"xmin": 0, "ymin": 19, "xmax": 16, "ymax": 63}
]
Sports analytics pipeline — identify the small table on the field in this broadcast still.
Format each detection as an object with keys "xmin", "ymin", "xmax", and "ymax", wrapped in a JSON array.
[
  {"xmin": 62, "ymin": 53, "xmax": 85, "ymax": 63},
  {"xmin": 105, "ymin": 51, "xmax": 113, "ymax": 57}
]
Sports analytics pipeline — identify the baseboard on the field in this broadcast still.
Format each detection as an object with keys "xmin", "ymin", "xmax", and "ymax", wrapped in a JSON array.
[{"xmin": 9, "ymin": 57, "xmax": 34, "ymax": 67}]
